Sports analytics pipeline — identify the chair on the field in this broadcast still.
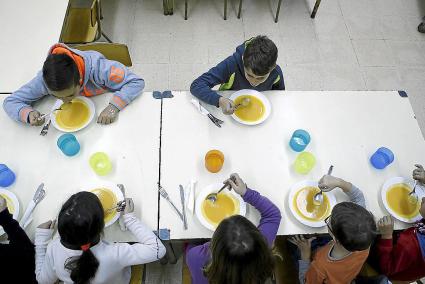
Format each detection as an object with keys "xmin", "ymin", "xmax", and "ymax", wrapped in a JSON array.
[
  {"xmin": 72, "ymin": 43, "xmax": 133, "ymax": 67},
  {"xmin": 129, "ymin": 265, "xmax": 144, "ymax": 284},
  {"xmin": 274, "ymin": 0, "xmax": 322, "ymax": 22},
  {"xmin": 60, "ymin": 0, "xmax": 112, "ymax": 44},
  {"xmin": 183, "ymin": 0, "xmax": 243, "ymax": 20}
]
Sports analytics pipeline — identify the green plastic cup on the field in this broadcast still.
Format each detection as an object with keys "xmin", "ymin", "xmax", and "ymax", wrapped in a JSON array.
[
  {"xmin": 294, "ymin": 152, "xmax": 316, "ymax": 174},
  {"xmin": 89, "ymin": 152, "xmax": 112, "ymax": 176}
]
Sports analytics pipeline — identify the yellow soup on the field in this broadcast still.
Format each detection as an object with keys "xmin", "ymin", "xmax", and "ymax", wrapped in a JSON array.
[
  {"xmin": 234, "ymin": 95, "xmax": 265, "ymax": 122},
  {"xmin": 90, "ymin": 188, "xmax": 118, "ymax": 224},
  {"xmin": 56, "ymin": 100, "xmax": 90, "ymax": 130},
  {"xmin": 0, "ymin": 194, "xmax": 14, "ymax": 214},
  {"xmin": 386, "ymin": 183, "xmax": 420, "ymax": 219},
  {"xmin": 293, "ymin": 187, "xmax": 331, "ymax": 221},
  {"xmin": 202, "ymin": 193, "xmax": 239, "ymax": 226}
]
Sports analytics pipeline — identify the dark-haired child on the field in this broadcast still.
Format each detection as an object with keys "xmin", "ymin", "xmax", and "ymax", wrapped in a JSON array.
[
  {"xmin": 35, "ymin": 191, "xmax": 165, "ymax": 284},
  {"xmin": 0, "ymin": 195, "xmax": 37, "ymax": 283},
  {"xmin": 190, "ymin": 35, "xmax": 285, "ymax": 115},
  {"xmin": 3, "ymin": 43, "xmax": 144, "ymax": 126},
  {"xmin": 186, "ymin": 173, "xmax": 282, "ymax": 284},
  {"xmin": 289, "ymin": 175, "xmax": 377, "ymax": 284},
  {"xmin": 376, "ymin": 164, "xmax": 425, "ymax": 282}
]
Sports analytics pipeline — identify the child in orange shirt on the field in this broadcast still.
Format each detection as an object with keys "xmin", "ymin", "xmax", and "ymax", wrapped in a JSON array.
[{"xmin": 289, "ymin": 175, "xmax": 377, "ymax": 284}]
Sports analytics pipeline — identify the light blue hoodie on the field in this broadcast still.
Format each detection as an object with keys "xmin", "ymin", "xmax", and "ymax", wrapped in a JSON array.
[{"xmin": 3, "ymin": 43, "xmax": 144, "ymax": 123}]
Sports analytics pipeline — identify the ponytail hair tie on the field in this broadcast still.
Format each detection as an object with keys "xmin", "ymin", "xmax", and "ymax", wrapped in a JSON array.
[{"xmin": 80, "ymin": 243, "xmax": 91, "ymax": 251}]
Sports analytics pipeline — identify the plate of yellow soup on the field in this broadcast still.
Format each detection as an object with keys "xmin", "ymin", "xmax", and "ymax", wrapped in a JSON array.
[
  {"xmin": 381, "ymin": 177, "xmax": 424, "ymax": 223},
  {"xmin": 51, "ymin": 97, "xmax": 95, "ymax": 132},
  {"xmin": 195, "ymin": 183, "xmax": 246, "ymax": 231},
  {"xmin": 86, "ymin": 183, "xmax": 124, "ymax": 227},
  {"xmin": 288, "ymin": 181, "xmax": 337, "ymax": 227},
  {"xmin": 229, "ymin": 89, "xmax": 271, "ymax": 125},
  {"xmin": 0, "ymin": 189, "xmax": 20, "ymax": 236}
]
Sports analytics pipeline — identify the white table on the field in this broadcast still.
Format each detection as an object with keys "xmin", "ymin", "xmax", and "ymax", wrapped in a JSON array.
[
  {"xmin": 159, "ymin": 91, "xmax": 425, "ymax": 239},
  {"xmin": 0, "ymin": 93, "xmax": 161, "ymax": 241},
  {"xmin": 0, "ymin": 0, "xmax": 68, "ymax": 93}
]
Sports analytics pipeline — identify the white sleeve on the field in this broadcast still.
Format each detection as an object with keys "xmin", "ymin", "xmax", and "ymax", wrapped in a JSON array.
[
  {"xmin": 116, "ymin": 213, "xmax": 166, "ymax": 267},
  {"xmin": 35, "ymin": 228, "xmax": 58, "ymax": 284}
]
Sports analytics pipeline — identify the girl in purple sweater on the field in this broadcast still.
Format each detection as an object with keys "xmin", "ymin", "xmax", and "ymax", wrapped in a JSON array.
[{"xmin": 186, "ymin": 173, "xmax": 282, "ymax": 284}]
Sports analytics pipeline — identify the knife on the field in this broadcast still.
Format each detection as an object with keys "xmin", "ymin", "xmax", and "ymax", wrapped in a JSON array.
[
  {"xmin": 117, "ymin": 184, "xmax": 127, "ymax": 231},
  {"xmin": 20, "ymin": 183, "xmax": 46, "ymax": 228},
  {"xmin": 179, "ymin": 185, "xmax": 188, "ymax": 230}
]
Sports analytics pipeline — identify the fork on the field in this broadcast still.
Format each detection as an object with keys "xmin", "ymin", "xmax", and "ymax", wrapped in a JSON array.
[
  {"xmin": 207, "ymin": 113, "xmax": 224, "ymax": 128},
  {"xmin": 39, "ymin": 119, "xmax": 52, "ymax": 136},
  {"xmin": 159, "ymin": 186, "xmax": 184, "ymax": 221}
]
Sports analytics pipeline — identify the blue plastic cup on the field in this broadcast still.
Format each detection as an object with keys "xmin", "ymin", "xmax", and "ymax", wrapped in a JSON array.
[
  {"xmin": 370, "ymin": 147, "xmax": 394, "ymax": 169},
  {"xmin": 57, "ymin": 134, "xmax": 80, "ymax": 157},
  {"xmin": 289, "ymin": 129, "xmax": 311, "ymax": 152},
  {"xmin": 0, "ymin": 164, "xmax": 16, "ymax": 187}
]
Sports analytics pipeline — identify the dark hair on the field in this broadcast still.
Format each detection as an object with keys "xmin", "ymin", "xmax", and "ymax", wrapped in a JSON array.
[
  {"xmin": 243, "ymin": 35, "xmax": 278, "ymax": 76},
  {"xmin": 330, "ymin": 202, "xmax": 377, "ymax": 252},
  {"xmin": 42, "ymin": 54, "xmax": 80, "ymax": 91},
  {"xmin": 58, "ymin": 191, "xmax": 104, "ymax": 284},
  {"xmin": 204, "ymin": 215, "xmax": 274, "ymax": 284}
]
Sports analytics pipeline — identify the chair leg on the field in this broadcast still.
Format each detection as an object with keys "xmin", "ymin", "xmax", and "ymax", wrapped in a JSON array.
[
  {"xmin": 310, "ymin": 0, "xmax": 321, "ymax": 18},
  {"xmin": 185, "ymin": 0, "xmax": 188, "ymax": 20},
  {"xmin": 237, "ymin": 0, "xmax": 243, "ymax": 19},
  {"xmin": 224, "ymin": 0, "xmax": 227, "ymax": 20},
  {"xmin": 101, "ymin": 32, "xmax": 113, "ymax": 43},
  {"xmin": 275, "ymin": 0, "xmax": 282, "ymax": 23}
]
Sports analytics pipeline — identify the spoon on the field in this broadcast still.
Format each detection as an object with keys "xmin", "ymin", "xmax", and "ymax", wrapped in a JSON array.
[
  {"xmin": 313, "ymin": 165, "xmax": 334, "ymax": 205},
  {"xmin": 408, "ymin": 180, "xmax": 419, "ymax": 204},
  {"xmin": 205, "ymin": 182, "xmax": 231, "ymax": 203},
  {"xmin": 234, "ymin": 97, "xmax": 251, "ymax": 110},
  {"xmin": 39, "ymin": 102, "xmax": 72, "ymax": 120}
]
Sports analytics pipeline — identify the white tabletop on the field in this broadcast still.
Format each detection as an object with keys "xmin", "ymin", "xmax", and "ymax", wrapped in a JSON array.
[
  {"xmin": 159, "ymin": 91, "xmax": 425, "ymax": 239},
  {"xmin": 0, "ymin": 0, "xmax": 68, "ymax": 93},
  {"xmin": 0, "ymin": 93, "xmax": 160, "ymax": 242}
]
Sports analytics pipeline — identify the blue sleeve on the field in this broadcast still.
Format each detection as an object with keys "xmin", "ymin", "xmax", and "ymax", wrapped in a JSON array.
[
  {"xmin": 272, "ymin": 65, "xmax": 285, "ymax": 90},
  {"xmin": 190, "ymin": 56, "xmax": 236, "ymax": 107},
  {"xmin": 95, "ymin": 58, "xmax": 144, "ymax": 110},
  {"xmin": 3, "ymin": 71, "xmax": 49, "ymax": 123}
]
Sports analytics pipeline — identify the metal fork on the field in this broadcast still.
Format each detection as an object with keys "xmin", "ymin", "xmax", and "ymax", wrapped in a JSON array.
[
  {"xmin": 39, "ymin": 119, "xmax": 52, "ymax": 136},
  {"xmin": 159, "ymin": 186, "xmax": 184, "ymax": 221},
  {"xmin": 207, "ymin": 113, "xmax": 224, "ymax": 128}
]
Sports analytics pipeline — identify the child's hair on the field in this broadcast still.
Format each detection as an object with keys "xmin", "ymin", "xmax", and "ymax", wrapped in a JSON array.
[
  {"xmin": 330, "ymin": 202, "xmax": 377, "ymax": 251},
  {"xmin": 204, "ymin": 215, "xmax": 274, "ymax": 284},
  {"xmin": 243, "ymin": 35, "xmax": 278, "ymax": 76},
  {"xmin": 42, "ymin": 54, "xmax": 80, "ymax": 91},
  {"xmin": 58, "ymin": 191, "xmax": 104, "ymax": 284}
]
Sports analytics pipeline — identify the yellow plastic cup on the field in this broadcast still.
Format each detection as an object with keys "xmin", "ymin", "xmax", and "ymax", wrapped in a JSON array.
[
  {"xmin": 205, "ymin": 150, "xmax": 224, "ymax": 173},
  {"xmin": 89, "ymin": 152, "xmax": 112, "ymax": 176},
  {"xmin": 294, "ymin": 152, "xmax": 316, "ymax": 174}
]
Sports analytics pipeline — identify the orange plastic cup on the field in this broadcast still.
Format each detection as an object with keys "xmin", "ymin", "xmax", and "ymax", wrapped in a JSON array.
[{"xmin": 205, "ymin": 150, "xmax": 224, "ymax": 173}]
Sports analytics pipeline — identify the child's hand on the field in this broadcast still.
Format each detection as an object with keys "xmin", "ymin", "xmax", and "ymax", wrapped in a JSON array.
[
  {"xmin": 218, "ymin": 97, "xmax": 235, "ymax": 115},
  {"xmin": 288, "ymin": 235, "xmax": 316, "ymax": 261},
  {"xmin": 377, "ymin": 216, "xmax": 394, "ymax": 239},
  {"xmin": 413, "ymin": 164, "xmax": 425, "ymax": 184},
  {"xmin": 28, "ymin": 110, "xmax": 45, "ymax": 126},
  {"xmin": 37, "ymin": 219, "xmax": 56, "ymax": 230},
  {"xmin": 319, "ymin": 175, "xmax": 352, "ymax": 193},
  {"xmin": 97, "ymin": 104, "xmax": 119, "ymax": 125},
  {"xmin": 225, "ymin": 173, "xmax": 247, "ymax": 196},
  {"xmin": 123, "ymin": 198, "xmax": 134, "ymax": 214},
  {"xmin": 0, "ymin": 196, "xmax": 7, "ymax": 213}
]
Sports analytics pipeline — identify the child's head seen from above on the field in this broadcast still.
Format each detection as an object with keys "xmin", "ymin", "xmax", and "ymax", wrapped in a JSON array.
[
  {"xmin": 326, "ymin": 202, "xmax": 376, "ymax": 252},
  {"xmin": 43, "ymin": 54, "xmax": 80, "ymax": 104},
  {"xmin": 243, "ymin": 35, "xmax": 278, "ymax": 87},
  {"xmin": 205, "ymin": 215, "xmax": 274, "ymax": 284}
]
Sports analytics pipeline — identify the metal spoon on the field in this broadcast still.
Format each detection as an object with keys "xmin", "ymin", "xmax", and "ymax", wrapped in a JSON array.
[
  {"xmin": 39, "ymin": 102, "xmax": 72, "ymax": 120},
  {"xmin": 313, "ymin": 165, "xmax": 334, "ymax": 205},
  {"xmin": 408, "ymin": 180, "xmax": 419, "ymax": 204},
  {"xmin": 234, "ymin": 97, "xmax": 251, "ymax": 110},
  {"xmin": 205, "ymin": 182, "xmax": 231, "ymax": 203}
]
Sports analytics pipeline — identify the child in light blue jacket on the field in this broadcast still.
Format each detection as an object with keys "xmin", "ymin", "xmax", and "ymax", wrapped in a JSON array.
[{"xmin": 3, "ymin": 43, "xmax": 144, "ymax": 126}]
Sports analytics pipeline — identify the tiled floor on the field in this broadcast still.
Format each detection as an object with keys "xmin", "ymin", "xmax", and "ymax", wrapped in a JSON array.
[{"xmin": 101, "ymin": 0, "xmax": 425, "ymax": 282}]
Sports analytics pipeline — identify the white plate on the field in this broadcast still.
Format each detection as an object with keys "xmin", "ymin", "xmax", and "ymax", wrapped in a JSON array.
[
  {"xmin": 195, "ymin": 183, "xmax": 246, "ymax": 231},
  {"xmin": 51, "ymin": 97, "xmax": 95, "ymax": 133},
  {"xmin": 288, "ymin": 180, "xmax": 337, "ymax": 228},
  {"xmin": 84, "ymin": 182, "xmax": 124, "ymax": 227},
  {"xmin": 229, "ymin": 89, "xmax": 271, "ymax": 126},
  {"xmin": 381, "ymin": 177, "xmax": 424, "ymax": 223},
  {"xmin": 0, "ymin": 189, "xmax": 20, "ymax": 235}
]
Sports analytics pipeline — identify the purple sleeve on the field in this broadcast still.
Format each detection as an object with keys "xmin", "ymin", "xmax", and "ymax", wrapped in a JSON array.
[
  {"xmin": 242, "ymin": 188, "xmax": 282, "ymax": 246},
  {"xmin": 185, "ymin": 243, "xmax": 210, "ymax": 284}
]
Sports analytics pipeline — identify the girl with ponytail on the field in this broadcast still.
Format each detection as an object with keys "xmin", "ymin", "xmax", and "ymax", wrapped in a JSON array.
[{"xmin": 35, "ymin": 191, "xmax": 166, "ymax": 284}]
